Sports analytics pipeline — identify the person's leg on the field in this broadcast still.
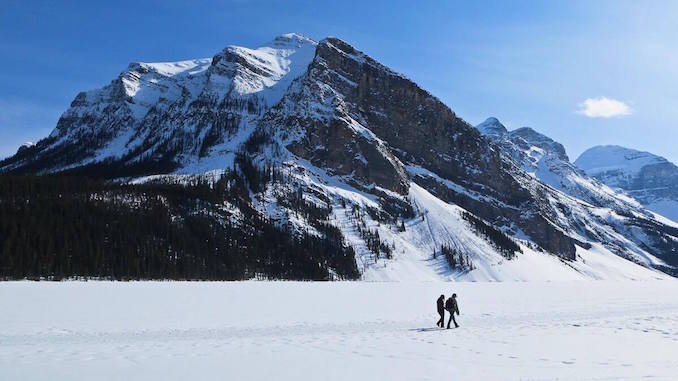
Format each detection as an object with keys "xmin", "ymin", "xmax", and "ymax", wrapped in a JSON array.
[
  {"xmin": 451, "ymin": 313, "xmax": 458, "ymax": 328},
  {"xmin": 447, "ymin": 313, "xmax": 452, "ymax": 329},
  {"xmin": 437, "ymin": 311, "xmax": 444, "ymax": 327}
]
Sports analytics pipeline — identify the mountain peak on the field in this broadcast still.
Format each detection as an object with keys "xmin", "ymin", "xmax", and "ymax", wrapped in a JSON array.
[
  {"xmin": 511, "ymin": 126, "xmax": 550, "ymax": 142},
  {"xmin": 270, "ymin": 33, "xmax": 317, "ymax": 47},
  {"xmin": 575, "ymin": 145, "xmax": 678, "ymax": 222},
  {"xmin": 508, "ymin": 126, "xmax": 569, "ymax": 162},
  {"xmin": 575, "ymin": 145, "xmax": 669, "ymax": 176},
  {"xmin": 319, "ymin": 37, "xmax": 364, "ymax": 59},
  {"xmin": 315, "ymin": 37, "xmax": 411, "ymax": 83},
  {"xmin": 476, "ymin": 117, "xmax": 508, "ymax": 138}
]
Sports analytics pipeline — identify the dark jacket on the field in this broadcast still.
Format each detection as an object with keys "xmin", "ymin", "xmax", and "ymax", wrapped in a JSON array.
[
  {"xmin": 437, "ymin": 296, "xmax": 445, "ymax": 312},
  {"xmin": 445, "ymin": 297, "xmax": 459, "ymax": 314}
]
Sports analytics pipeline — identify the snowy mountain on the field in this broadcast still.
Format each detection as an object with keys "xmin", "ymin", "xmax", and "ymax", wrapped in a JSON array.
[
  {"xmin": 475, "ymin": 118, "xmax": 640, "ymax": 209},
  {"xmin": 472, "ymin": 118, "xmax": 678, "ymax": 276},
  {"xmin": 2, "ymin": 33, "xmax": 317, "ymax": 175},
  {"xmin": 576, "ymin": 145, "xmax": 678, "ymax": 223},
  {"xmin": 2, "ymin": 34, "xmax": 677, "ymax": 281}
]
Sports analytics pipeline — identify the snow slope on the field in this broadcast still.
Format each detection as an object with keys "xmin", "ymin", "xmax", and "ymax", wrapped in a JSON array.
[
  {"xmin": 382, "ymin": 183, "xmax": 665, "ymax": 282},
  {"xmin": 2, "ymin": 281, "xmax": 678, "ymax": 381},
  {"xmin": 265, "ymin": 158, "xmax": 667, "ymax": 281}
]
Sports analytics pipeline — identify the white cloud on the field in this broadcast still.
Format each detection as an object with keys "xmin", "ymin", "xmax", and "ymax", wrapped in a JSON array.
[{"xmin": 576, "ymin": 97, "xmax": 633, "ymax": 118}]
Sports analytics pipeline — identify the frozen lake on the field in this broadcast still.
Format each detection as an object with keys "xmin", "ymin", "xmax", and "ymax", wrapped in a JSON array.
[{"xmin": 2, "ymin": 281, "xmax": 678, "ymax": 380}]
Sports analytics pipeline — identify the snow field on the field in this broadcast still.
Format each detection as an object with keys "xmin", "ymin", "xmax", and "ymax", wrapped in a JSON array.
[{"xmin": 1, "ymin": 281, "xmax": 678, "ymax": 380}]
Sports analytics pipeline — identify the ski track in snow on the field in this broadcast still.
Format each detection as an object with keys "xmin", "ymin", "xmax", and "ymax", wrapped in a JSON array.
[{"xmin": 2, "ymin": 281, "xmax": 678, "ymax": 380}]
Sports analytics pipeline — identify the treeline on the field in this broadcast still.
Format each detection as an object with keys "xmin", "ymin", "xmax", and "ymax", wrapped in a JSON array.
[
  {"xmin": 358, "ymin": 226, "xmax": 393, "ymax": 260},
  {"xmin": 461, "ymin": 211, "xmax": 521, "ymax": 259},
  {"xmin": 438, "ymin": 244, "xmax": 474, "ymax": 271},
  {"xmin": 345, "ymin": 204, "xmax": 394, "ymax": 262},
  {"xmin": 0, "ymin": 172, "xmax": 359, "ymax": 280}
]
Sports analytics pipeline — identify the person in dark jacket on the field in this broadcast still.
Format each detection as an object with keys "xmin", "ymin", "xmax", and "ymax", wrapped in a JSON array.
[
  {"xmin": 436, "ymin": 294, "xmax": 445, "ymax": 327},
  {"xmin": 445, "ymin": 293, "xmax": 460, "ymax": 329}
]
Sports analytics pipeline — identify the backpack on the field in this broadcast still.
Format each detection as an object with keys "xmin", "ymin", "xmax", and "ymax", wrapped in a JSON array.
[{"xmin": 445, "ymin": 297, "xmax": 454, "ymax": 311}]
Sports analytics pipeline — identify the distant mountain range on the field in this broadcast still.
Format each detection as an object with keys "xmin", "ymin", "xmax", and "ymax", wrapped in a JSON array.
[
  {"xmin": 575, "ymin": 145, "xmax": 678, "ymax": 223},
  {"xmin": 1, "ymin": 33, "xmax": 677, "ymax": 280}
]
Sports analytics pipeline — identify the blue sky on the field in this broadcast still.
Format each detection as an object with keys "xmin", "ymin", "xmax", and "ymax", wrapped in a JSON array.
[{"xmin": 1, "ymin": 0, "xmax": 677, "ymax": 163}]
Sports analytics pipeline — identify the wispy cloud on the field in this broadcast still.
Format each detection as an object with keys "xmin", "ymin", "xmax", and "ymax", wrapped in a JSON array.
[{"xmin": 576, "ymin": 97, "xmax": 633, "ymax": 118}]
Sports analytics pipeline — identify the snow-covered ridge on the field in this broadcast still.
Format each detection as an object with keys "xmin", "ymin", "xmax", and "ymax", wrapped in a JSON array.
[
  {"xmin": 210, "ymin": 33, "xmax": 317, "ymax": 102},
  {"xmin": 21, "ymin": 33, "xmax": 318, "ymax": 173},
  {"xmin": 576, "ymin": 145, "xmax": 669, "ymax": 177},
  {"xmin": 131, "ymin": 59, "xmax": 212, "ymax": 78},
  {"xmin": 475, "ymin": 117, "xmax": 640, "ymax": 209},
  {"xmin": 576, "ymin": 145, "xmax": 678, "ymax": 222}
]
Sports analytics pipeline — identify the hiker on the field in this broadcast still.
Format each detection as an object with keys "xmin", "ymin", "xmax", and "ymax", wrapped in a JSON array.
[
  {"xmin": 445, "ymin": 293, "xmax": 460, "ymax": 329},
  {"xmin": 436, "ymin": 294, "xmax": 445, "ymax": 328}
]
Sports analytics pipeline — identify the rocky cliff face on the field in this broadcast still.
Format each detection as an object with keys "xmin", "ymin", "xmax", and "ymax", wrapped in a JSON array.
[
  {"xmin": 576, "ymin": 146, "xmax": 678, "ymax": 223},
  {"xmin": 264, "ymin": 38, "xmax": 584, "ymax": 258},
  {"xmin": 2, "ymin": 34, "xmax": 677, "ymax": 279}
]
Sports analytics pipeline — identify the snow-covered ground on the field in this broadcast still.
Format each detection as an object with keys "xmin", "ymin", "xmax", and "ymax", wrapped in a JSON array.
[{"xmin": 2, "ymin": 281, "xmax": 678, "ymax": 380}]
